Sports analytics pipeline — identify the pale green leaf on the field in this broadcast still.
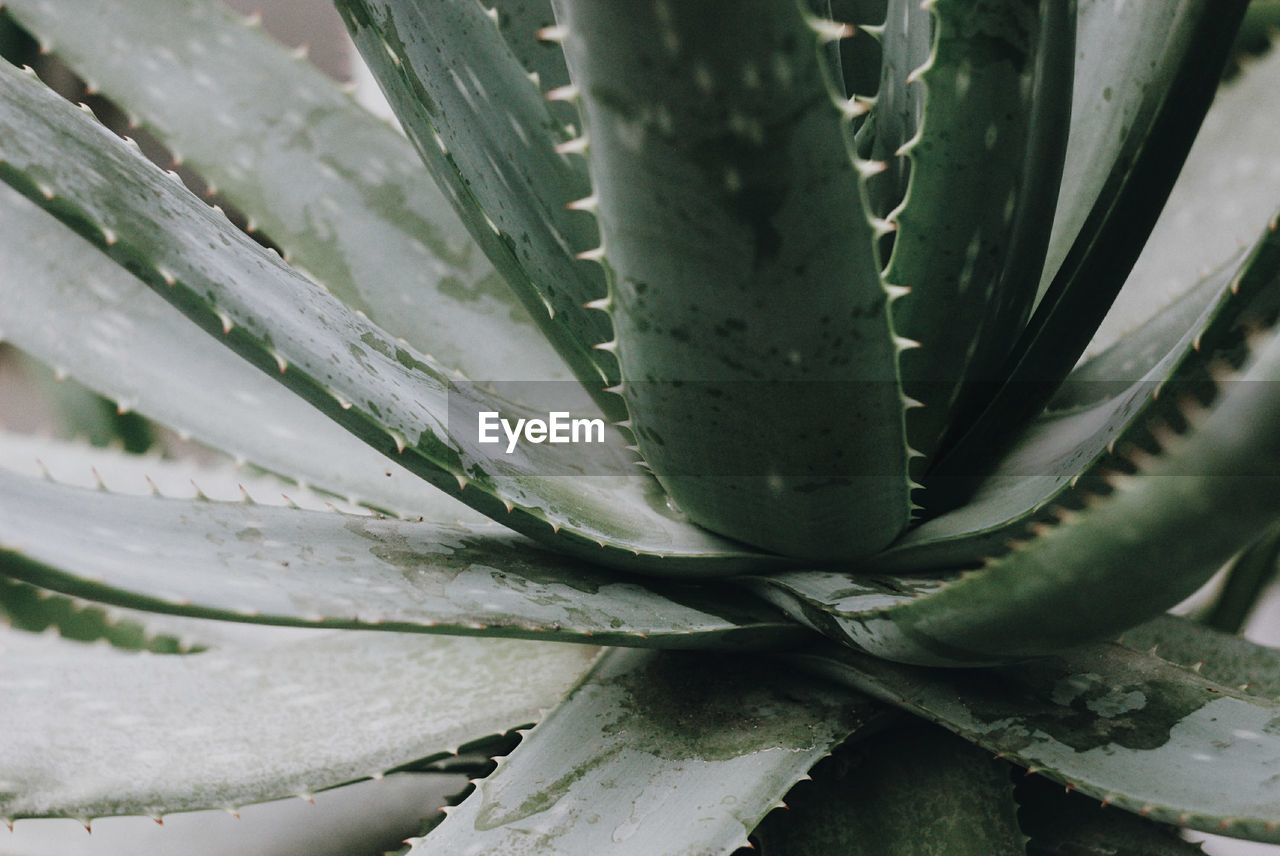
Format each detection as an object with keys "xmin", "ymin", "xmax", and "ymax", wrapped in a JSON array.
[{"xmin": 417, "ymin": 648, "xmax": 873, "ymax": 855}]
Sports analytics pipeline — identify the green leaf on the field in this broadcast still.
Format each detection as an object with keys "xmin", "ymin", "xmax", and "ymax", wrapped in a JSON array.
[
  {"xmin": 335, "ymin": 0, "xmax": 622, "ymax": 417},
  {"xmin": 487, "ymin": 0, "xmax": 576, "ymax": 127},
  {"xmin": 796, "ymin": 633, "xmax": 1280, "ymax": 844},
  {"xmin": 1095, "ymin": 38, "xmax": 1280, "ymax": 353},
  {"xmin": 0, "ymin": 59, "xmax": 777, "ymax": 575},
  {"xmin": 858, "ymin": 0, "xmax": 931, "ymax": 217},
  {"xmin": 0, "ymin": 428, "xmax": 381, "ymax": 515},
  {"xmin": 0, "ymin": 626, "xmax": 596, "ymax": 821},
  {"xmin": 752, "ymin": 722, "xmax": 1025, "ymax": 856},
  {"xmin": 0, "ymin": 185, "xmax": 482, "ymax": 523},
  {"xmin": 554, "ymin": 0, "xmax": 911, "ymax": 560},
  {"xmin": 932, "ymin": 0, "xmax": 1249, "ymax": 485},
  {"xmin": 1120, "ymin": 614, "xmax": 1280, "ymax": 699},
  {"xmin": 416, "ymin": 648, "xmax": 873, "ymax": 855},
  {"xmin": 0, "ymin": 575, "xmax": 192, "ymax": 653},
  {"xmin": 1, "ymin": 0, "xmax": 577, "ymax": 387},
  {"xmin": 1016, "ymin": 773, "xmax": 1205, "ymax": 856},
  {"xmin": 1201, "ymin": 523, "xmax": 1280, "ymax": 634},
  {"xmin": 885, "ymin": 0, "xmax": 1075, "ymax": 460},
  {"xmin": 0, "ymin": 469, "xmax": 805, "ymax": 649},
  {"xmin": 749, "ymin": 296, "xmax": 1280, "ymax": 664},
  {"xmin": 878, "ymin": 207, "xmax": 1280, "ymax": 572}
]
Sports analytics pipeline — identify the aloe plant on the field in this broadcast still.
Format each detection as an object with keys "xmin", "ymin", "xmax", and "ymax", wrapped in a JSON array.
[{"xmin": 5, "ymin": 0, "xmax": 1280, "ymax": 851}]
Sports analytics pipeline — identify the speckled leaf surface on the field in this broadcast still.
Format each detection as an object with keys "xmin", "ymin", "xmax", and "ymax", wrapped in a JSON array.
[
  {"xmin": 555, "ymin": 0, "xmax": 911, "ymax": 560},
  {"xmin": 488, "ymin": 0, "xmax": 576, "ymax": 127},
  {"xmin": 877, "ymin": 208, "xmax": 1280, "ymax": 571},
  {"xmin": 0, "ymin": 627, "xmax": 596, "ymax": 821},
  {"xmin": 934, "ymin": 0, "xmax": 1246, "ymax": 478},
  {"xmin": 887, "ymin": 0, "xmax": 1074, "ymax": 461},
  {"xmin": 417, "ymin": 648, "xmax": 873, "ymax": 855},
  {"xmin": 335, "ymin": 0, "xmax": 620, "ymax": 414},
  {"xmin": 798, "ymin": 637, "xmax": 1280, "ymax": 843},
  {"xmin": 752, "ymin": 723, "xmax": 1025, "ymax": 856},
  {"xmin": 0, "ymin": 185, "xmax": 480, "ymax": 524},
  {"xmin": 0, "ymin": 61, "xmax": 775, "ymax": 575},
  {"xmin": 0, "ymin": 471, "xmax": 804, "ymax": 649},
  {"xmin": 1, "ymin": 0, "xmax": 575, "ymax": 385},
  {"xmin": 1094, "ymin": 40, "xmax": 1280, "ymax": 352},
  {"xmin": 750, "ymin": 300, "xmax": 1280, "ymax": 664}
]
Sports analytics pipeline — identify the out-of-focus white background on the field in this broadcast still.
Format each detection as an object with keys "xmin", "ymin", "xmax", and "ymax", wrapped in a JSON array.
[{"xmin": 0, "ymin": 1, "xmax": 1277, "ymax": 853}]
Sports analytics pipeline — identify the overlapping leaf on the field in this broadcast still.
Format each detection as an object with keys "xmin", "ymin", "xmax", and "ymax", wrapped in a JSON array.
[
  {"xmin": 2, "ymin": 0, "xmax": 576, "ymax": 385},
  {"xmin": 796, "ymin": 621, "xmax": 1280, "ymax": 844},
  {"xmin": 0, "ymin": 627, "xmax": 595, "ymax": 821},
  {"xmin": 417, "ymin": 648, "xmax": 874, "ymax": 855},
  {"xmin": 0, "ymin": 59, "xmax": 776, "ymax": 574},
  {"xmin": 0, "ymin": 470, "xmax": 804, "ymax": 649}
]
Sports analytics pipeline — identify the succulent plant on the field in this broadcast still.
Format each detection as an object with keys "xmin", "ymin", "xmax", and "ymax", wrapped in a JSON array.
[{"xmin": 5, "ymin": 0, "xmax": 1280, "ymax": 851}]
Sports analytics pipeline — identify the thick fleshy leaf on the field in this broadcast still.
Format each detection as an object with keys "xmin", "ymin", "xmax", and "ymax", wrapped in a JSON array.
[
  {"xmin": 0, "ymin": 627, "xmax": 595, "ymax": 821},
  {"xmin": 797, "ymin": 633, "xmax": 1280, "ymax": 844},
  {"xmin": 878, "ymin": 205, "xmax": 1280, "ymax": 572},
  {"xmin": 487, "ymin": 0, "xmax": 576, "ymax": 127},
  {"xmin": 858, "ymin": 0, "xmax": 930, "ymax": 217},
  {"xmin": 0, "ymin": 429, "xmax": 370, "ymax": 515},
  {"xmin": 885, "ymin": 0, "xmax": 1075, "ymax": 460},
  {"xmin": 554, "ymin": 0, "xmax": 911, "ymax": 560},
  {"xmin": 416, "ymin": 648, "xmax": 873, "ymax": 855},
  {"xmin": 1119, "ymin": 614, "xmax": 1280, "ymax": 699},
  {"xmin": 0, "ymin": 60, "xmax": 776, "ymax": 574},
  {"xmin": 752, "ymin": 723, "xmax": 1025, "ymax": 856},
  {"xmin": 1, "ymin": 0, "xmax": 575, "ymax": 385},
  {"xmin": 1016, "ymin": 773, "xmax": 1205, "ymax": 856},
  {"xmin": 0, "ymin": 471, "xmax": 805, "ymax": 649},
  {"xmin": 335, "ymin": 0, "xmax": 622, "ymax": 416},
  {"xmin": 0, "ymin": 185, "xmax": 481, "ymax": 523},
  {"xmin": 750, "ymin": 302, "xmax": 1280, "ymax": 664},
  {"xmin": 933, "ymin": 0, "xmax": 1248, "ymax": 482},
  {"xmin": 1094, "ymin": 39, "xmax": 1280, "ymax": 352}
]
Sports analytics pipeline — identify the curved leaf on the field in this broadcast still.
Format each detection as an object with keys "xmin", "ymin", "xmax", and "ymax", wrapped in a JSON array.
[
  {"xmin": 879, "ymin": 206, "xmax": 1280, "ymax": 571},
  {"xmin": 0, "ymin": 470, "xmax": 805, "ymax": 650},
  {"xmin": 0, "ymin": 627, "xmax": 595, "ymax": 821},
  {"xmin": 0, "ymin": 59, "xmax": 777, "ymax": 575},
  {"xmin": 335, "ymin": 0, "xmax": 622, "ymax": 416},
  {"xmin": 933, "ymin": 0, "xmax": 1249, "ymax": 484},
  {"xmin": 554, "ymin": 0, "xmax": 911, "ymax": 560},
  {"xmin": 886, "ymin": 0, "xmax": 1075, "ymax": 460},
  {"xmin": 0, "ymin": 575, "xmax": 191, "ymax": 654},
  {"xmin": 1120, "ymin": 614, "xmax": 1280, "ymax": 699},
  {"xmin": 797, "ymin": 633, "xmax": 1280, "ymax": 844},
  {"xmin": 416, "ymin": 648, "xmax": 873, "ymax": 855},
  {"xmin": 750, "ymin": 297, "xmax": 1280, "ymax": 664},
  {"xmin": 0, "ymin": 429, "xmax": 370, "ymax": 515},
  {"xmin": 1, "ymin": 0, "xmax": 575, "ymax": 386},
  {"xmin": 0, "ymin": 185, "xmax": 481, "ymax": 523},
  {"xmin": 1095, "ymin": 39, "xmax": 1280, "ymax": 352}
]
